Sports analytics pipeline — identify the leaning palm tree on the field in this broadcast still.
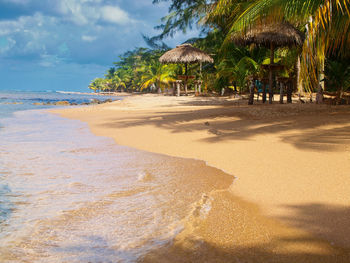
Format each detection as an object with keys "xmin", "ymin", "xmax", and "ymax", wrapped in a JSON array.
[
  {"xmin": 114, "ymin": 68, "xmax": 133, "ymax": 92},
  {"xmin": 111, "ymin": 74, "xmax": 127, "ymax": 92},
  {"xmin": 140, "ymin": 60, "xmax": 176, "ymax": 93},
  {"xmin": 217, "ymin": 46, "xmax": 263, "ymax": 93},
  {"xmin": 215, "ymin": 0, "xmax": 350, "ymax": 94},
  {"xmin": 89, "ymin": 78, "xmax": 105, "ymax": 93}
]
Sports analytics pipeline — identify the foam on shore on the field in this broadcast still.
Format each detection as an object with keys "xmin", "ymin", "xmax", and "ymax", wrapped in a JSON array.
[
  {"xmin": 54, "ymin": 94, "xmax": 350, "ymax": 262},
  {"xmin": 0, "ymin": 109, "xmax": 237, "ymax": 262}
]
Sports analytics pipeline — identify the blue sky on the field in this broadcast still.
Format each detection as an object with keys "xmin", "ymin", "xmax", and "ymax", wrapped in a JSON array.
[{"xmin": 0, "ymin": 0, "xmax": 198, "ymax": 92}]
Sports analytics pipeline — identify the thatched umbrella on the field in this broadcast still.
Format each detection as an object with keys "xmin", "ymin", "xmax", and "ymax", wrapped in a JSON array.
[
  {"xmin": 232, "ymin": 22, "xmax": 304, "ymax": 104},
  {"xmin": 159, "ymin": 43, "xmax": 214, "ymax": 95}
]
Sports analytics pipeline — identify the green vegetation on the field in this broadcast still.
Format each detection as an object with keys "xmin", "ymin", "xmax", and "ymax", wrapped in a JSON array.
[
  {"xmin": 90, "ymin": 48, "xmax": 180, "ymax": 93},
  {"xmin": 90, "ymin": 0, "xmax": 350, "ymax": 103}
]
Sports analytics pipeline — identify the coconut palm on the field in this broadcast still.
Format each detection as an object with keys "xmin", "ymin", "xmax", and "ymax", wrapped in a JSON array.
[
  {"xmin": 110, "ymin": 74, "xmax": 126, "ymax": 92},
  {"xmin": 89, "ymin": 78, "xmax": 105, "ymax": 93},
  {"xmin": 324, "ymin": 58, "xmax": 350, "ymax": 103},
  {"xmin": 214, "ymin": 0, "xmax": 350, "ymax": 93},
  {"xmin": 140, "ymin": 59, "xmax": 176, "ymax": 93},
  {"xmin": 151, "ymin": 0, "xmax": 215, "ymax": 41},
  {"xmin": 105, "ymin": 68, "xmax": 116, "ymax": 79},
  {"xmin": 217, "ymin": 47, "xmax": 262, "ymax": 88}
]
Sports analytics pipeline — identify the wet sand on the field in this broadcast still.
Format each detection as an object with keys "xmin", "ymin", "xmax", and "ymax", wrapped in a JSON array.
[
  {"xmin": 0, "ymin": 109, "xmax": 236, "ymax": 262},
  {"xmin": 53, "ymin": 94, "xmax": 350, "ymax": 262}
]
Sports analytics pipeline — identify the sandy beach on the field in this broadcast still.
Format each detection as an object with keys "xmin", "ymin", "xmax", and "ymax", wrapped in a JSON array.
[{"xmin": 53, "ymin": 94, "xmax": 350, "ymax": 262}]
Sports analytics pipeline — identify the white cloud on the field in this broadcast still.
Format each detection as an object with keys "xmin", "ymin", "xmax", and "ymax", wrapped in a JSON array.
[
  {"xmin": 56, "ymin": 1, "xmax": 134, "ymax": 26},
  {"xmin": 58, "ymin": 0, "xmax": 90, "ymax": 25},
  {"xmin": 0, "ymin": 12, "xmax": 47, "ymax": 36},
  {"xmin": 81, "ymin": 35, "xmax": 96, "ymax": 42},
  {"xmin": 0, "ymin": 0, "xmax": 169, "ymax": 65},
  {"xmin": 100, "ymin": 5, "xmax": 133, "ymax": 25},
  {"xmin": 0, "ymin": 13, "xmax": 57, "ymax": 58},
  {"xmin": 0, "ymin": 20, "xmax": 20, "ymax": 36}
]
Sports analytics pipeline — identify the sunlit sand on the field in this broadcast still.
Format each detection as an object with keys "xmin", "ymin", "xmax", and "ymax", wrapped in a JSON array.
[{"xmin": 54, "ymin": 94, "xmax": 350, "ymax": 262}]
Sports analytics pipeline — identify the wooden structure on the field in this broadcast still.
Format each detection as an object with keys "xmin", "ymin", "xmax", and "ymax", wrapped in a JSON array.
[
  {"xmin": 159, "ymin": 44, "xmax": 213, "ymax": 96},
  {"xmin": 277, "ymin": 77, "xmax": 293, "ymax": 103},
  {"xmin": 232, "ymin": 22, "xmax": 304, "ymax": 104}
]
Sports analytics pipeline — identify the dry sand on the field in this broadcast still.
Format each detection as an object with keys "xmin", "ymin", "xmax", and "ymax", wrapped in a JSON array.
[{"xmin": 53, "ymin": 94, "xmax": 350, "ymax": 262}]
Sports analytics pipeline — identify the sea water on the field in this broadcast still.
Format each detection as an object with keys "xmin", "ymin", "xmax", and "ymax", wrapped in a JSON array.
[
  {"xmin": 0, "ymin": 91, "xmax": 233, "ymax": 262},
  {"xmin": 0, "ymin": 90, "xmax": 118, "ymax": 119}
]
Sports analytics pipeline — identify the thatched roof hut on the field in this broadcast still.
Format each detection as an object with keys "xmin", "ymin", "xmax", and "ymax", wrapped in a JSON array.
[
  {"xmin": 231, "ymin": 22, "xmax": 305, "ymax": 48},
  {"xmin": 231, "ymin": 22, "xmax": 304, "ymax": 104},
  {"xmin": 159, "ymin": 44, "xmax": 214, "ymax": 64}
]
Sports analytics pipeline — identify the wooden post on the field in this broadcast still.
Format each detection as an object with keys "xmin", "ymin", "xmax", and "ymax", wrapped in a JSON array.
[
  {"xmin": 184, "ymin": 64, "xmax": 188, "ymax": 95},
  {"xmin": 287, "ymin": 81, "xmax": 293, "ymax": 103},
  {"xmin": 194, "ymin": 80, "xmax": 198, "ymax": 95},
  {"xmin": 316, "ymin": 84, "xmax": 324, "ymax": 104},
  {"xmin": 263, "ymin": 84, "xmax": 267, "ymax": 103},
  {"xmin": 269, "ymin": 44, "xmax": 275, "ymax": 104},
  {"xmin": 296, "ymin": 55, "xmax": 303, "ymax": 101},
  {"xmin": 172, "ymin": 82, "xmax": 176, "ymax": 96},
  {"xmin": 198, "ymin": 80, "xmax": 202, "ymax": 94},
  {"xmin": 248, "ymin": 80, "xmax": 255, "ymax": 105},
  {"xmin": 176, "ymin": 80, "xmax": 182, "ymax": 97},
  {"xmin": 279, "ymin": 82, "xmax": 284, "ymax": 104}
]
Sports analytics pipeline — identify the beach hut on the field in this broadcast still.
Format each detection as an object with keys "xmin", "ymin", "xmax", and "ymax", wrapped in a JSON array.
[
  {"xmin": 231, "ymin": 22, "xmax": 305, "ymax": 104},
  {"xmin": 159, "ymin": 43, "xmax": 214, "ymax": 96}
]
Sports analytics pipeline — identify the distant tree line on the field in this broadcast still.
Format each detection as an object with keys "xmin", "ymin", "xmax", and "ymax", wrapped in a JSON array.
[{"xmin": 90, "ymin": 0, "xmax": 350, "ymax": 102}]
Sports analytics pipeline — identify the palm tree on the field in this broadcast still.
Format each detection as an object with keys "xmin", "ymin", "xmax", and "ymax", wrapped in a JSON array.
[
  {"xmin": 151, "ymin": 0, "xmax": 215, "ymax": 41},
  {"xmin": 140, "ymin": 59, "xmax": 176, "ymax": 93},
  {"xmin": 105, "ymin": 68, "xmax": 116, "ymax": 79},
  {"xmin": 89, "ymin": 78, "xmax": 105, "ymax": 93},
  {"xmin": 217, "ymin": 45, "xmax": 267, "ymax": 102},
  {"xmin": 110, "ymin": 73, "xmax": 127, "ymax": 92},
  {"xmin": 215, "ymin": 0, "xmax": 350, "ymax": 94},
  {"xmin": 324, "ymin": 58, "xmax": 350, "ymax": 103}
]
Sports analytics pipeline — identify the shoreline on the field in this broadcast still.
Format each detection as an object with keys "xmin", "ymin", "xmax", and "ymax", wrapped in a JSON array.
[{"xmin": 52, "ymin": 94, "xmax": 350, "ymax": 261}]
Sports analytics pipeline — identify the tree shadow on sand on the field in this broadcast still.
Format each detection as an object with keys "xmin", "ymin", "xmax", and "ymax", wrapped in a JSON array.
[
  {"xmin": 137, "ymin": 203, "xmax": 350, "ymax": 263},
  {"xmin": 139, "ymin": 238, "xmax": 350, "ymax": 263},
  {"xmin": 279, "ymin": 203, "xmax": 350, "ymax": 248},
  {"xmin": 101, "ymin": 103, "xmax": 350, "ymax": 152}
]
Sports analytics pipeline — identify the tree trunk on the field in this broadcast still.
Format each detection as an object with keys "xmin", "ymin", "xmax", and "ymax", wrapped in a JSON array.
[
  {"xmin": 316, "ymin": 85, "xmax": 324, "ymax": 104},
  {"xmin": 336, "ymin": 87, "xmax": 343, "ymax": 104},
  {"xmin": 295, "ymin": 55, "xmax": 303, "ymax": 102},
  {"xmin": 248, "ymin": 81, "xmax": 255, "ymax": 105},
  {"xmin": 269, "ymin": 44, "xmax": 275, "ymax": 104},
  {"xmin": 184, "ymin": 63, "xmax": 188, "ymax": 95},
  {"xmin": 262, "ymin": 83, "xmax": 267, "ymax": 103},
  {"xmin": 176, "ymin": 81, "xmax": 181, "ymax": 97},
  {"xmin": 287, "ymin": 82, "xmax": 293, "ymax": 103},
  {"xmin": 279, "ymin": 82, "xmax": 284, "ymax": 104},
  {"xmin": 172, "ymin": 82, "xmax": 176, "ymax": 96},
  {"xmin": 319, "ymin": 59, "xmax": 325, "ymax": 91},
  {"xmin": 233, "ymin": 82, "xmax": 237, "ymax": 92},
  {"xmin": 221, "ymin": 87, "xmax": 225, "ymax": 96},
  {"xmin": 156, "ymin": 81, "xmax": 161, "ymax": 94}
]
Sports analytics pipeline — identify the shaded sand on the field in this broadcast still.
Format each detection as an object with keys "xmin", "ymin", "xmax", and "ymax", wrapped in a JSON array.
[{"xmin": 53, "ymin": 94, "xmax": 350, "ymax": 262}]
